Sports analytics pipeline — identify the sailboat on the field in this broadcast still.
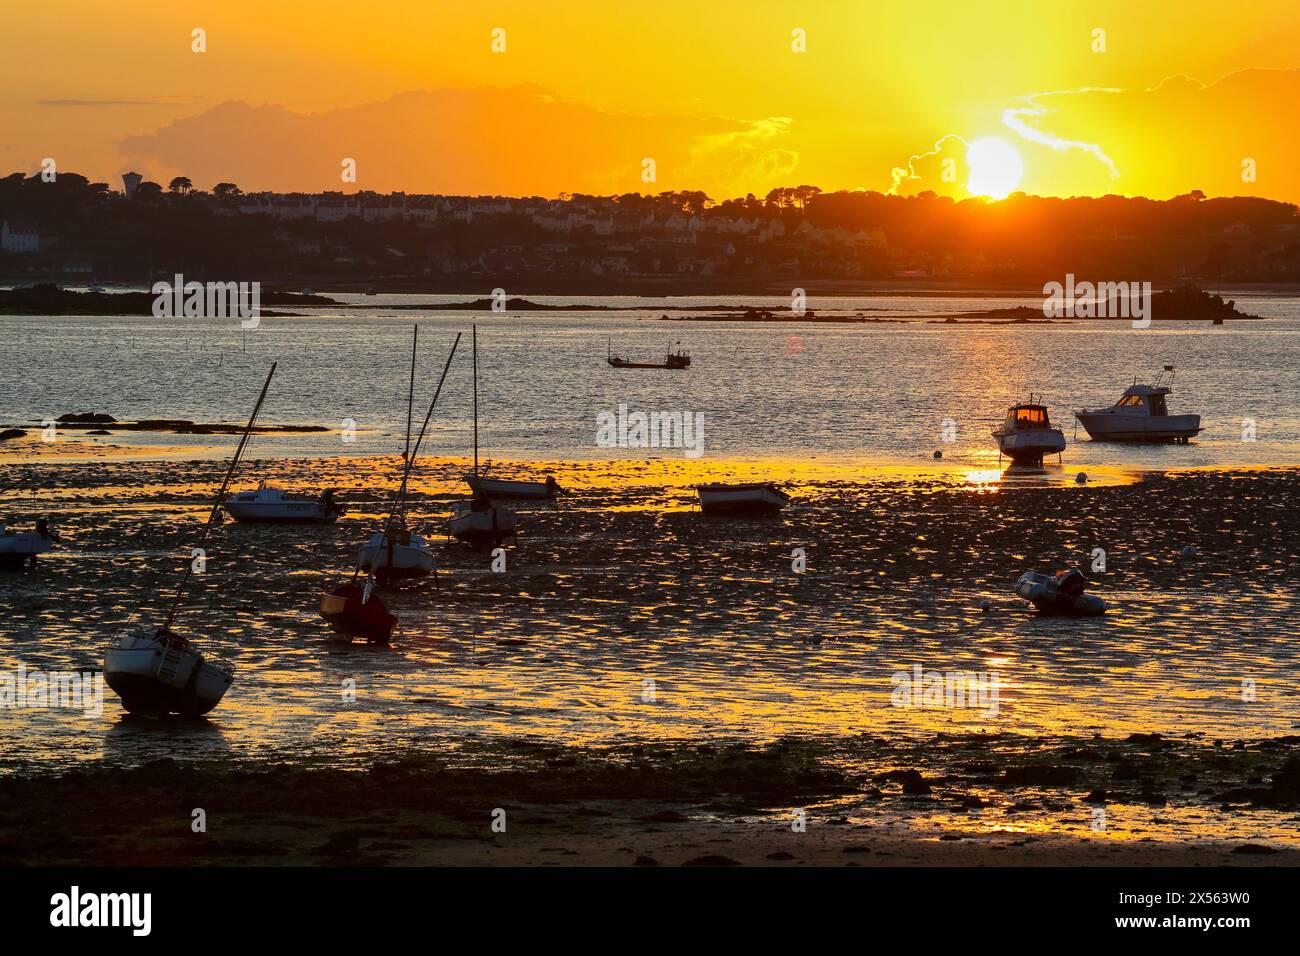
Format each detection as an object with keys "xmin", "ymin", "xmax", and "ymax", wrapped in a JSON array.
[
  {"xmin": 463, "ymin": 325, "xmax": 564, "ymax": 501},
  {"xmin": 321, "ymin": 331, "xmax": 462, "ymax": 640},
  {"xmin": 103, "ymin": 363, "xmax": 276, "ymax": 717},
  {"xmin": 448, "ymin": 325, "xmax": 519, "ymax": 547}
]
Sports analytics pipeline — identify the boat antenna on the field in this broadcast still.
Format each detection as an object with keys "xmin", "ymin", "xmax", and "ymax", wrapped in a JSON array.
[
  {"xmin": 472, "ymin": 324, "xmax": 479, "ymax": 477},
  {"xmin": 162, "ymin": 362, "xmax": 276, "ymax": 630},
  {"xmin": 404, "ymin": 324, "xmax": 418, "ymax": 464}
]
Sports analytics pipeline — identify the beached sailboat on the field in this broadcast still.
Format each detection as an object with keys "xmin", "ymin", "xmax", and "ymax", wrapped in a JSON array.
[
  {"xmin": 607, "ymin": 337, "xmax": 691, "ymax": 369},
  {"xmin": 1074, "ymin": 366, "xmax": 1202, "ymax": 443},
  {"xmin": 992, "ymin": 396, "xmax": 1067, "ymax": 466},
  {"xmin": 449, "ymin": 324, "xmax": 519, "ymax": 546},
  {"xmin": 223, "ymin": 482, "xmax": 344, "ymax": 523},
  {"xmin": 0, "ymin": 518, "xmax": 56, "ymax": 571},
  {"xmin": 696, "ymin": 481, "xmax": 792, "ymax": 516},
  {"xmin": 103, "ymin": 363, "xmax": 277, "ymax": 717},
  {"xmin": 321, "ymin": 330, "xmax": 461, "ymax": 640},
  {"xmin": 463, "ymin": 325, "xmax": 564, "ymax": 501}
]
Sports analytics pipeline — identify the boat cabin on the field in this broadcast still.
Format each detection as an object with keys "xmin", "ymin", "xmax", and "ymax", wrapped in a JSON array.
[
  {"xmin": 1003, "ymin": 404, "xmax": 1054, "ymax": 430},
  {"xmin": 1114, "ymin": 386, "xmax": 1168, "ymax": 416}
]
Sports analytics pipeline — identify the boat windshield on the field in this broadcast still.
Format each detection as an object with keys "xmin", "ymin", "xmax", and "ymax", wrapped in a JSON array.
[
  {"xmin": 1118, "ymin": 394, "xmax": 1145, "ymax": 407},
  {"xmin": 1010, "ymin": 406, "xmax": 1048, "ymax": 427}
]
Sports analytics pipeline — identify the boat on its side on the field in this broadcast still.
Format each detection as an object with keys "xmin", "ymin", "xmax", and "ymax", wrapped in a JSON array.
[
  {"xmin": 992, "ymin": 398, "xmax": 1067, "ymax": 466},
  {"xmin": 696, "ymin": 482, "xmax": 791, "ymax": 516},
  {"xmin": 223, "ymin": 483, "xmax": 344, "ymax": 523},
  {"xmin": 103, "ymin": 627, "xmax": 235, "ymax": 717},
  {"xmin": 1074, "ymin": 366, "xmax": 1202, "ymax": 443}
]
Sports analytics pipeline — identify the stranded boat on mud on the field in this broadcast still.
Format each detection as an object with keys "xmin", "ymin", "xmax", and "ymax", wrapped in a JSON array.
[
  {"xmin": 0, "ymin": 518, "xmax": 56, "ymax": 571},
  {"xmin": 696, "ymin": 482, "xmax": 791, "ymax": 516},
  {"xmin": 104, "ymin": 363, "xmax": 278, "ymax": 717},
  {"xmin": 223, "ymin": 483, "xmax": 344, "ymax": 523},
  {"xmin": 1074, "ymin": 366, "xmax": 1203, "ymax": 443},
  {"xmin": 992, "ymin": 396, "xmax": 1067, "ymax": 466}
]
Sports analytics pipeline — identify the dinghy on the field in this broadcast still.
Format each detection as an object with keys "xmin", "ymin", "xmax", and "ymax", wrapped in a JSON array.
[
  {"xmin": 696, "ymin": 481, "xmax": 791, "ymax": 516},
  {"xmin": 0, "ymin": 518, "xmax": 56, "ymax": 571},
  {"xmin": 223, "ymin": 482, "xmax": 344, "ymax": 523},
  {"xmin": 1074, "ymin": 366, "xmax": 1202, "ymax": 443},
  {"xmin": 992, "ymin": 396, "xmax": 1066, "ymax": 466},
  {"xmin": 104, "ymin": 363, "xmax": 277, "ymax": 717}
]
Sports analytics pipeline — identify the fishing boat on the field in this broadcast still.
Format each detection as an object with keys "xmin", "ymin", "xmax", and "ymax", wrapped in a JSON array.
[
  {"xmin": 607, "ymin": 338, "xmax": 691, "ymax": 369},
  {"xmin": 103, "ymin": 363, "xmax": 277, "ymax": 717},
  {"xmin": 320, "ymin": 330, "xmax": 462, "ymax": 639},
  {"xmin": 992, "ymin": 396, "xmax": 1067, "ymax": 466},
  {"xmin": 1074, "ymin": 366, "xmax": 1202, "ymax": 443},
  {"xmin": 696, "ymin": 481, "xmax": 791, "ymax": 516},
  {"xmin": 223, "ymin": 482, "xmax": 344, "ymax": 523},
  {"xmin": 0, "ymin": 518, "xmax": 56, "ymax": 571},
  {"xmin": 463, "ymin": 325, "xmax": 564, "ymax": 500}
]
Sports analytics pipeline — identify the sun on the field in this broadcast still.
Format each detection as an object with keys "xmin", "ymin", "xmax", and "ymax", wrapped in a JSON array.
[{"xmin": 966, "ymin": 137, "xmax": 1024, "ymax": 200}]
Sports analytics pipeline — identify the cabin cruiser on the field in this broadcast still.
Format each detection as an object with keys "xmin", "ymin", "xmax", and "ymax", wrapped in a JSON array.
[
  {"xmin": 696, "ymin": 482, "xmax": 791, "ymax": 516},
  {"xmin": 447, "ymin": 495, "xmax": 518, "ymax": 548},
  {"xmin": 0, "ymin": 518, "xmax": 56, "ymax": 571},
  {"xmin": 104, "ymin": 626, "xmax": 235, "ymax": 717},
  {"xmin": 357, "ymin": 522, "xmax": 434, "ymax": 581},
  {"xmin": 223, "ymin": 483, "xmax": 344, "ymax": 523},
  {"xmin": 992, "ymin": 397, "xmax": 1067, "ymax": 466},
  {"xmin": 1074, "ymin": 366, "xmax": 1202, "ymax": 443}
]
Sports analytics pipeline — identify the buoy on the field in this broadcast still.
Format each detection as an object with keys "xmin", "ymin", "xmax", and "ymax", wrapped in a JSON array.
[
  {"xmin": 933, "ymin": 450, "xmax": 943, "ymax": 459},
  {"xmin": 1075, "ymin": 472, "xmax": 1088, "ymax": 484},
  {"xmin": 1181, "ymin": 545, "xmax": 1198, "ymax": 558},
  {"xmin": 977, "ymin": 598, "xmax": 992, "ymax": 612}
]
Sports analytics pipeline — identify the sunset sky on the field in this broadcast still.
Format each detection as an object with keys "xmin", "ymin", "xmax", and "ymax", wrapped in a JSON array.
[{"xmin": 2, "ymin": 0, "xmax": 1298, "ymax": 202}]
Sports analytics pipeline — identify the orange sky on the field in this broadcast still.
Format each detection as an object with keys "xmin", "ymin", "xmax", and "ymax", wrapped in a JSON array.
[{"xmin": 1, "ymin": 0, "xmax": 1298, "ymax": 202}]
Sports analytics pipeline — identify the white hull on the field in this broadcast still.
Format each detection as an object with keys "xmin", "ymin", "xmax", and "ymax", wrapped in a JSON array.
[
  {"xmin": 466, "ymin": 474, "xmax": 556, "ymax": 501},
  {"xmin": 1075, "ymin": 412, "xmax": 1201, "ymax": 442},
  {"xmin": 448, "ymin": 501, "xmax": 518, "ymax": 545},
  {"xmin": 358, "ymin": 530, "xmax": 434, "ymax": 578},
  {"xmin": 103, "ymin": 628, "xmax": 234, "ymax": 717},
  {"xmin": 696, "ymin": 483, "xmax": 791, "ymax": 515},
  {"xmin": 0, "ymin": 532, "xmax": 55, "ymax": 558},
  {"xmin": 224, "ymin": 486, "xmax": 342, "ymax": 523}
]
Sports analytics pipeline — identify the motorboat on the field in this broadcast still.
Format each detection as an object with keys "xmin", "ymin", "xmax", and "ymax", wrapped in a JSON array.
[
  {"xmin": 447, "ymin": 496, "xmax": 518, "ymax": 548},
  {"xmin": 0, "ymin": 518, "xmax": 56, "ymax": 571},
  {"xmin": 607, "ymin": 338, "xmax": 691, "ymax": 369},
  {"xmin": 696, "ymin": 481, "xmax": 791, "ymax": 516},
  {"xmin": 223, "ymin": 482, "xmax": 344, "ymax": 523},
  {"xmin": 104, "ymin": 362, "xmax": 279, "ymax": 717},
  {"xmin": 992, "ymin": 396, "xmax": 1066, "ymax": 465},
  {"xmin": 357, "ymin": 524, "xmax": 435, "ymax": 581},
  {"xmin": 103, "ymin": 626, "xmax": 235, "ymax": 717},
  {"xmin": 1074, "ymin": 366, "xmax": 1202, "ymax": 443}
]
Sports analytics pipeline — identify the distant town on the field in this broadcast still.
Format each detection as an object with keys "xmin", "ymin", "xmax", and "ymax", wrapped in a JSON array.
[{"xmin": 2, "ymin": 170, "xmax": 1299, "ymax": 292}]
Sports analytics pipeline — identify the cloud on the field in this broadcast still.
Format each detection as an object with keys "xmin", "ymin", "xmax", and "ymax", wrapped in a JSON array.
[
  {"xmin": 41, "ymin": 97, "xmax": 200, "ymax": 107},
  {"xmin": 116, "ymin": 85, "xmax": 798, "ymax": 197}
]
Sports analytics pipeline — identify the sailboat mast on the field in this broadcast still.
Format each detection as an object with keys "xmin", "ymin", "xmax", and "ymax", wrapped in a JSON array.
[
  {"xmin": 472, "ymin": 324, "xmax": 479, "ymax": 476},
  {"xmin": 404, "ymin": 325, "xmax": 417, "ymax": 464},
  {"xmin": 162, "ymin": 362, "xmax": 277, "ymax": 630}
]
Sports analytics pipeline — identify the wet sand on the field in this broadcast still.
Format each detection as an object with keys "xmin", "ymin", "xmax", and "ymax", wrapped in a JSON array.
[{"xmin": 1, "ymin": 455, "xmax": 1298, "ymax": 864}]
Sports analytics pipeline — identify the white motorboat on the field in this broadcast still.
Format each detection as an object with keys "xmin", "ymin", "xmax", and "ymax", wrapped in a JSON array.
[
  {"xmin": 223, "ymin": 482, "xmax": 344, "ymax": 523},
  {"xmin": 0, "ymin": 518, "xmax": 56, "ymax": 571},
  {"xmin": 103, "ymin": 627, "xmax": 235, "ymax": 717},
  {"xmin": 104, "ymin": 362, "xmax": 278, "ymax": 718},
  {"xmin": 1074, "ymin": 366, "xmax": 1202, "ymax": 443},
  {"xmin": 696, "ymin": 481, "xmax": 791, "ymax": 516},
  {"xmin": 447, "ymin": 498, "xmax": 518, "ymax": 548},
  {"xmin": 357, "ymin": 525, "xmax": 435, "ymax": 581},
  {"xmin": 992, "ymin": 396, "xmax": 1067, "ymax": 465}
]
